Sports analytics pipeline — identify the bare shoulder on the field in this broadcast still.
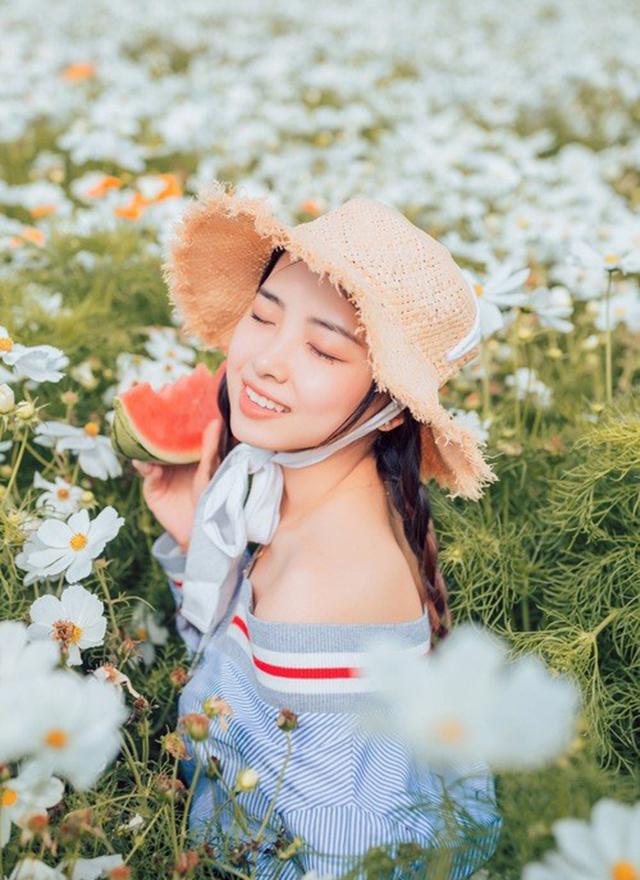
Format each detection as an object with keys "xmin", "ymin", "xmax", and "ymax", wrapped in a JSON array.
[{"xmin": 272, "ymin": 518, "xmax": 425, "ymax": 625}]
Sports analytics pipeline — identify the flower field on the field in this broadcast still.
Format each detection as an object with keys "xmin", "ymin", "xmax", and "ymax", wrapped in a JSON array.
[{"xmin": 1, "ymin": 0, "xmax": 639, "ymax": 878}]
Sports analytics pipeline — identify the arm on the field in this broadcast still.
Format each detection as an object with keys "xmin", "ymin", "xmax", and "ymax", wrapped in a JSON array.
[{"xmin": 150, "ymin": 530, "xmax": 201, "ymax": 659}]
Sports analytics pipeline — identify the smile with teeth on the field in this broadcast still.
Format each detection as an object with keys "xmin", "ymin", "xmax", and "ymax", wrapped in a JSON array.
[{"xmin": 244, "ymin": 384, "xmax": 290, "ymax": 413}]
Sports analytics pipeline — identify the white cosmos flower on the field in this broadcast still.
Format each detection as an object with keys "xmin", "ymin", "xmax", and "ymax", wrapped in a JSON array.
[
  {"xmin": 0, "ymin": 438, "xmax": 13, "ymax": 461},
  {"xmin": 33, "ymin": 420, "xmax": 123, "ymax": 480},
  {"xmin": 527, "ymin": 286, "xmax": 575, "ymax": 333},
  {"xmin": 460, "ymin": 262, "xmax": 531, "ymax": 339},
  {"xmin": 27, "ymin": 584, "xmax": 107, "ymax": 666},
  {"xmin": 4, "ymin": 670, "xmax": 129, "ymax": 790},
  {"xmin": 8, "ymin": 857, "xmax": 65, "ymax": 880},
  {"xmin": 569, "ymin": 238, "xmax": 640, "ymax": 275},
  {"xmin": 0, "ymin": 764, "xmax": 65, "ymax": 849},
  {"xmin": 0, "ymin": 621, "xmax": 60, "ymax": 681},
  {"xmin": 521, "ymin": 797, "xmax": 640, "ymax": 880},
  {"xmin": 0, "ymin": 327, "xmax": 69, "ymax": 383},
  {"xmin": 505, "ymin": 367, "xmax": 553, "ymax": 408},
  {"xmin": 58, "ymin": 854, "xmax": 124, "ymax": 880},
  {"xmin": 357, "ymin": 622, "xmax": 581, "ymax": 772},
  {"xmin": 590, "ymin": 287, "xmax": 640, "ymax": 333},
  {"xmin": 143, "ymin": 326, "xmax": 196, "ymax": 364},
  {"xmin": 32, "ymin": 471, "xmax": 85, "ymax": 518},
  {"xmin": 25, "ymin": 506, "xmax": 125, "ymax": 584},
  {"xmin": 448, "ymin": 408, "xmax": 491, "ymax": 445},
  {"xmin": 15, "ymin": 531, "xmax": 56, "ymax": 587},
  {"xmin": 129, "ymin": 601, "xmax": 169, "ymax": 667}
]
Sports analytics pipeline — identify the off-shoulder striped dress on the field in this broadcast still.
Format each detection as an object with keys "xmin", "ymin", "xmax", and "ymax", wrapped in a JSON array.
[{"xmin": 151, "ymin": 530, "xmax": 503, "ymax": 880}]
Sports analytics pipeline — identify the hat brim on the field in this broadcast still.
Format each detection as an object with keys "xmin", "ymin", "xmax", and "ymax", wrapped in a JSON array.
[{"xmin": 162, "ymin": 179, "xmax": 498, "ymax": 501}]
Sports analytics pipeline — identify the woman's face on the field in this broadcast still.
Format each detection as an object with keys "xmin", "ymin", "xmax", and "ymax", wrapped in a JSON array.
[{"xmin": 225, "ymin": 251, "xmax": 393, "ymax": 452}]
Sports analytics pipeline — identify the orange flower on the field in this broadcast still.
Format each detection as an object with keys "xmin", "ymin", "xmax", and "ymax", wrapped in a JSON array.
[
  {"xmin": 300, "ymin": 198, "xmax": 322, "ymax": 217},
  {"xmin": 11, "ymin": 227, "xmax": 46, "ymax": 246},
  {"xmin": 30, "ymin": 204, "xmax": 57, "ymax": 218},
  {"xmin": 151, "ymin": 173, "xmax": 182, "ymax": 201},
  {"xmin": 86, "ymin": 175, "xmax": 122, "ymax": 199},
  {"xmin": 114, "ymin": 191, "xmax": 148, "ymax": 221},
  {"xmin": 62, "ymin": 62, "xmax": 96, "ymax": 81}
]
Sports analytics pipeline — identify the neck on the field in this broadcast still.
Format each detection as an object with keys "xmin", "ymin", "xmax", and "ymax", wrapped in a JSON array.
[{"xmin": 278, "ymin": 436, "xmax": 380, "ymax": 532}]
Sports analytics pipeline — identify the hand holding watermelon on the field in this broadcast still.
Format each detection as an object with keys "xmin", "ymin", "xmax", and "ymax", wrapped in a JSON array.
[
  {"xmin": 132, "ymin": 417, "xmax": 222, "ymax": 552},
  {"xmin": 118, "ymin": 359, "xmax": 228, "ymax": 552}
]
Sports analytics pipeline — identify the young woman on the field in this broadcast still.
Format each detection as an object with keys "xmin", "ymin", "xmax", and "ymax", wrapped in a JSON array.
[{"xmin": 134, "ymin": 181, "xmax": 502, "ymax": 878}]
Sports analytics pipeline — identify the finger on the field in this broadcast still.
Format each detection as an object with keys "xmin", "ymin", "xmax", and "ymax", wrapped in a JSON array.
[{"xmin": 132, "ymin": 460, "xmax": 152, "ymax": 476}]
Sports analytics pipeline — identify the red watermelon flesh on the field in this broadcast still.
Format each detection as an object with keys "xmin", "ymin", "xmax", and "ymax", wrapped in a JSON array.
[{"xmin": 110, "ymin": 360, "xmax": 226, "ymax": 464}]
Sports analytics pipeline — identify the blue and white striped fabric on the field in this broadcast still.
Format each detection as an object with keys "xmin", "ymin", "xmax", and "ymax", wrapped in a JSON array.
[{"xmin": 152, "ymin": 530, "xmax": 503, "ymax": 879}]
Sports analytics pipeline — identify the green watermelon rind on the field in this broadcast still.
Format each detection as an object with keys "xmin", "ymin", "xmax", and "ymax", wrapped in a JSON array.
[{"xmin": 111, "ymin": 395, "xmax": 202, "ymax": 465}]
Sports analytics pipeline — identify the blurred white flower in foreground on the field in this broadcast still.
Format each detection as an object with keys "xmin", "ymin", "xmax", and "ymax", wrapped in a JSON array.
[
  {"xmin": 59, "ymin": 853, "xmax": 124, "ymax": 880},
  {"xmin": 7, "ymin": 854, "xmax": 124, "ymax": 880},
  {"xmin": 0, "ymin": 621, "xmax": 60, "ymax": 681},
  {"xmin": 1, "ymin": 670, "xmax": 129, "ymax": 790},
  {"xmin": 0, "ymin": 438, "xmax": 12, "ymax": 460},
  {"xmin": 7, "ymin": 857, "xmax": 65, "ymax": 879},
  {"xmin": 505, "ymin": 367, "xmax": 553, "ymax": 408},
  {"xmin": 0, "ymin": 326, "xmax": 69, "ymax": 384},
  {"xmin": 357, "ymin": 623, "xmax": 581, "ymax": 772},
  {"xmin": 460, "ymin": 262, "xmax": 530, "ymax": 339},
  {"xmin": 23, "ymin": 506, "xmax": 124, "ymax": 584},
  {"xmin": 0, "ymin": 764, "xmax": 64, "ymax": 849},
  {"xmin": 33, "ymin": 420, "xmax": 122, "ymax": 480},
  {"xmin": 32, "ymin": 471, "xmax": 85, "ymax": 518},
  {"xmin": 28, "ymin": 583, "xmax": 107, "ymax": 666},
  {"xmin": 521, "ymin": 797, "xmax": 640, "ymax": 880}
]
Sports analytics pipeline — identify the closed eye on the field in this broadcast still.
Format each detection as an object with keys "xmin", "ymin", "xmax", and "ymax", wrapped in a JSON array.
[{"xmin": 249, "ymin": 312, "xmax": 340, "ymax": 363}]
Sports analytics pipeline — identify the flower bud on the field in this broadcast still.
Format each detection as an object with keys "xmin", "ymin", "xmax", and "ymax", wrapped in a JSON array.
[
  {"xmin": 178, "ymin": 713, "xmax": 210, "ymax": 742},
  {"xmin": 79, "ymin": 490, "xmax": 95, "ymax": 507},
  {"xmin": 0, "ymin": 384, "xmax": 15, "ymax": 414},
  {"xmin": 235, "ymin": 767, "xmax": 259, "ymax": 792},
  {"xmin": 204, "ymin": 755, "xmax": 223, "ymax": 779},
  {"xmin": 15, "ymin": 400, "xmax": 36, "ymax": 421},
  {"xmin": 276, "ymin": 709, "xmax": 299, "ymax": 732},
  {"xmin": 161, "ymin": 731, "xmax": 189, "ymax": 760},
  {"xmin": 169, "ymin": 666, "xmax": 189, "ymax": 688}
]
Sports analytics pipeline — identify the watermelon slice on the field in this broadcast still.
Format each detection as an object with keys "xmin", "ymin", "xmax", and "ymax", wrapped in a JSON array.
[{"xmin": 110, "ymin": 360, "xmax": 226, "ymax": 464}]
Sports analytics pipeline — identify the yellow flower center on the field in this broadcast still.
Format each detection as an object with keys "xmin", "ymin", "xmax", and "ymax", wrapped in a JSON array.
[
  {"xmin": 474, "ymin": 283, "xmax": 484, "ymax": 296},
  {"xmin": 614, "ymin": 306, "xmax": 626, "ymax": 317},
  {"xmin": 1, "ymin": 786, "xmax": 18, "ymax": 807},
  {"xmin": 136, "ymin": 626, "xmax": 148, "ymax": 640},
  {"xmin": 52, "ymin": 619, "xmax": 83, "ymax": 645},
  {"xmin": 57, "ymin": 487, "xmax": 70, "ymax": 499},
  {"xmin": 434, "ymin": 717, "xmax": 466, "ymax": 743},
  {"xmin": 611, "ymin": 862, "xmax": 639, "ymax": 880},
  {"xmin": 604, "ymin": 253, "xmax": 620, "ymax": 265},
  {"xmin": 0, "ymin": 336, "xmax": 13, "ymax": 352},
  {"xmin": 83, "ymin": 422, "xmax": 99, "ymax": 436},
  {"xmin": 45, "ymin": 728, "xmax": 69, "ymax": 749},
  {"xmin": 69, "ymin": 532, "xmax": 88, "ymax": 550}
]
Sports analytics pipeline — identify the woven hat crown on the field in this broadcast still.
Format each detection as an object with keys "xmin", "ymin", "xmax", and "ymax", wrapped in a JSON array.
[{"xmin": 162, "ymin": 180, "xmax": 497, "ymax": 501}]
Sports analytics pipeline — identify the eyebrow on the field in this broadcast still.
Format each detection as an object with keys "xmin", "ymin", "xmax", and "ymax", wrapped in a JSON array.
[{"xmin": 257, "ymin": 286, "xmax": 365, "ymax": 348}]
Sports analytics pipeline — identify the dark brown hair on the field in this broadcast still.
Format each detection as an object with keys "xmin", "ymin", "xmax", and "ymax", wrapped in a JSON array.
[{"xmin": 216, "ymin": 247, "xmax": 452, "ymax": 641}]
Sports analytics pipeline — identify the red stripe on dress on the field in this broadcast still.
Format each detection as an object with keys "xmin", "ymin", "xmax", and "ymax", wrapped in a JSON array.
[
  {"xmin": 172, "ymin": 579, "xmax": 183, "ymax": 588},
  {"xmin": 230, "ymin": 615, "xmax": 362, "ymax": 680}
]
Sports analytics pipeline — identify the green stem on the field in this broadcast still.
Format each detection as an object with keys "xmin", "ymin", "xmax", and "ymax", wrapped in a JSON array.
[
  {"xmin": 0, "ymin": 424, "xmax": 29, "ymax": 511},
  {"xmin": 180, "ymin": 758, "xmax": 202, "ymax": 848},
  {"xmin": 254, "ymin": 733, "xmax": 293, "ymax": 843},
  {"xmin": 94, "ymin": 566, "xmax": 120, "ymax": 640},
  {"xmin": 603, "ymin": 269, "xmax": 614, "ymax": 405}
]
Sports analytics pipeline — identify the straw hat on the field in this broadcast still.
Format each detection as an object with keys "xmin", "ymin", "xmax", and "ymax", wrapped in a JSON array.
[{"xmin": 161, "ymin": 179, "xmax": 498, "ymax": 501}]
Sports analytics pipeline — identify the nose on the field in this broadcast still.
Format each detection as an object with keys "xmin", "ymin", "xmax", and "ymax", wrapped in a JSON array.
[{"xmin": 252, "ymin": 332, "xmax": 294, "ymax": 382}]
